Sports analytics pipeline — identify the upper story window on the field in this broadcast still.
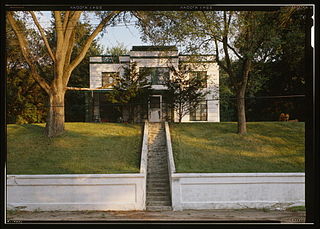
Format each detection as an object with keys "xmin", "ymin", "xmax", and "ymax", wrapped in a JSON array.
[
  {"xmin": 102, "ymin": 72, "xmax": 118, "ymax": 87},
  {"xmin": 189, "ymin": 71, "xmax": 208, "ymax": 88},
  {"xmin": 140, "ymin": 67, "xmax": 169, "ymax": 85}
]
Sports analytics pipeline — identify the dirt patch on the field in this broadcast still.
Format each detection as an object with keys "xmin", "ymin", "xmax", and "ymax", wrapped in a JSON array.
[{"xmin": 6, "ymin": 209, "xmax": 306, "ymax": 223}]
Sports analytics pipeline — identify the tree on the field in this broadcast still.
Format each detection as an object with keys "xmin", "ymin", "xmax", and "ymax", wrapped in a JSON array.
[
  {"xmin": 164, "ymin": 63, "xmax": 209, "ymax": 123},
  {"xmin": 136, "ymin": 10, "xmax": 285, "ymax": 134},
  {"xmin": 6, "ymin": 18, "xmax": 48, "ymax": 124},
  {"xmin": 106, "ymin": 62, "xmax": 150, "ymax": 122},
  {"xmin": 105, "ymin": 42, "xmax": 129, "ymax": 56},
  {"xmin": 63, "ymin": 23, "xmax": 104, "ymax": 122},
  {"xmin": 245, "ymin": 8, "xmax": 306, "ymax": 121},
  {"xmin": 7, "ymin": 11, "xmax": 120, "ymax": 137}
]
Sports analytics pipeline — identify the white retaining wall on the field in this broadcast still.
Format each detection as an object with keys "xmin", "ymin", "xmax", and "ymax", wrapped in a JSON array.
[
  {"xmin": 6, "ymin": 122, "xmax": 149, "ymax": 211},
  {"xmin": 164, "ymin": 122, "xmax": 305, "ymax": 210}
]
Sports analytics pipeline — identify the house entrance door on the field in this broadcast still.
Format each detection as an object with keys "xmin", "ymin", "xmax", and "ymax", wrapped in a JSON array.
[{"xmin": 149, "ymin": 95, "xmax": 162, "ymax": 122}]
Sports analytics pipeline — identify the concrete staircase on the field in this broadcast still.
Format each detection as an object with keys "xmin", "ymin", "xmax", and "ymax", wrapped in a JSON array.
[{"xmin": 146, "ymin": 122, "xmax": 172, "ymax": 211}]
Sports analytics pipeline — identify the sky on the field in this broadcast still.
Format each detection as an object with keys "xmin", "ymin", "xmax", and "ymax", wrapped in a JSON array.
[
  {"xmin": 100, "ymin": 24, "xmax": 149, "ymax": 51},
  {"xmin": 39, "ymin": 11, "xmax": 150, "ymax": 53}
]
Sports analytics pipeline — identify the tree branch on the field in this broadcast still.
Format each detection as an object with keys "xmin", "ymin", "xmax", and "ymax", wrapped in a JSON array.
[
  {"xmin": 66, "ymin": 82, "xmax": 116, "ymax": 91},
  {"xmin": 29, "ymin": 11, "xmax": 56, "ymax": 62},
  {"xmin": 62, "ymin": 11, "xmax": 70, "ymax": 32},
  {"xmin": 227, "ymin": 43, "xmax": 243, "ymax": 60},
  {"xmin": 54, "ymin": 11, "xmax": 64, "ymax": 52},
  {"xmin": 63, "ymin": 11, "xmax": 82, "ymax": 48},
  {"xmin": 64, "ymin": 28, "xmax": 75, "ymax": 69},
  {"xmin": 65, "ymin": 11, "xmax": 120, "ymax": 85},
  {"xmin": 7, "ymin": 12, "xmax": 50, "ymax": 94}
]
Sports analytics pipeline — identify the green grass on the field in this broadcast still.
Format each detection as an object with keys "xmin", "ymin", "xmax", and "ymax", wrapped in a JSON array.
[
  {"xmin": 7, "ymin": 123, "xmax": 142, "ymax": 174},
  {"xmin": 286, "ymin": 206, "xmax": 306, "ymax": 212},
  {"xmin": 170, "ymin": 122, "xmax": 305, "ymax": 173}
]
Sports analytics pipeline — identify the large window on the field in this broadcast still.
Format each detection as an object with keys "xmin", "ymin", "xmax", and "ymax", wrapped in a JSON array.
[
  {"xmin": 140, "ymin": 67, "xmax": 169, "ymax": 85},
  {"xmin": 190, "ymin": 101, "xmax": 207, "ymax": 121},
  {"xmin": 102, "ymin": 72, "xmax": 118, "ymax": 87},
  {"xmin": 189, "ymin": 71, "xmax": 208, "ymax": 88}
]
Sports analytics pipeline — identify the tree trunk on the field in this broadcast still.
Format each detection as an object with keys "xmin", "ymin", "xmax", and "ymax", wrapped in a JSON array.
[
  {"xmin": 236, "ymin": 88, "xmax": 247, "ymax": 134},
  {"xmin": 236, "ymin": 59, "xmax": 251, "ymax": 134},
  {"xmin": 45, "ymin": 90, "xmax": 66, "ymax": 137}
]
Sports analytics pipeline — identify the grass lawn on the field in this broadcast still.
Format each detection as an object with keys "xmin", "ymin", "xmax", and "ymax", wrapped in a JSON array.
[
  {"xmin": 7, "ymin": 123, "xmax": 142, "ymax": 174},
  {"xmin": 170, "ymin": 122, "xmax": 305, "ymax": 173}
]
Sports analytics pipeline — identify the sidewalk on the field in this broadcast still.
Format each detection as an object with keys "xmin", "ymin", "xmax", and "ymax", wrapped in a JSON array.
[{"xmin": 6, "ymin": 209, "xmax": 306, "ymax": 223}]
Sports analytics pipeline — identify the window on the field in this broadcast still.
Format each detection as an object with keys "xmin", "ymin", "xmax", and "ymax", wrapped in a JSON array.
[
  {"xmin": 102, "ymin": 72, "xmax": 117, "ymax": 87},
  {"xmin": 140, "ymin": 67, "xmax": 169, "ymax": 85},
  {"xmin": 190, "ymin": 101, "xmax": 207, "ymax": 121},
  {"xmin": 189, "ymin": 71, "xmax": 207, "ymax": 88}
]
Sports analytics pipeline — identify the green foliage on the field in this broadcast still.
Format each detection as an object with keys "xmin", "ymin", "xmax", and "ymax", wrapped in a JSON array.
[
  {"xmin": 106, "ymin": 62, "xmax": 150, "ymax": 104},
  {"xmin": 105, "ymin": 62, "xmax": 151, "ymax": 122},
  {"xmin": 105, "ymin": 42, "xmax": 129, "ymax": 56},
  {"xmin": 6, "ymin": 20, "xmax": 48, "ymax": 124}
]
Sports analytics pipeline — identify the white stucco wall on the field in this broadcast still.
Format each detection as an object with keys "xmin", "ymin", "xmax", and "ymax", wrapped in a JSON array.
[
  {"xmin": 170, "ymin": 173, "xmax": 305, "ymax": 210},
  {"xmin": 90, "ymin": 63, "xmax": 125, "ymax": 89},
  {"xmin": 7, "ymin": 174, "xmax": 145, "ymax": 211}
]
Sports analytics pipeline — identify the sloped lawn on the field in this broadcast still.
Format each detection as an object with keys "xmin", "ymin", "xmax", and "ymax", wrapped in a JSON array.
[
  {"xmin": 170, "ymin": 122, "xmax": 304, "ymax": 173},
  {"xmin": 7, "ymin": 123, "xmax": 142, "ymax": 174}
]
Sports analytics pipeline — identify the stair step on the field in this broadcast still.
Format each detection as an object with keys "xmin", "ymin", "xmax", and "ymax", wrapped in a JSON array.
[
  {"xmin": 147, "ymin": 177, "xmax": 168, "ymax": 181},
  {"xmin": 147, "ymin": 190, "xmax": 170, "ymax": 194},
  {"xmin": 147, "ymin": 183, "xmax": 170, "ymax": 188},
  {"xmin": 147, "ymin": 187, "xmax": 170, "ymax": 191},
  {"xmin": 147, "ymin": 200, "xmax": 171, "ymax": 206},
  {"xmin": 147, "ymin": 195, "xmax": 171, "ymax": 201},
  {"xmin": 147, "ymin": 182, "xmax": 169, "ymax": 186},
  {"xmin": 146, "ymin": 206, "xmax": 172, "ymax": 211},
  {"xmin": 147, "ymin": 173, "xmax": 168, "ymax": 176}
]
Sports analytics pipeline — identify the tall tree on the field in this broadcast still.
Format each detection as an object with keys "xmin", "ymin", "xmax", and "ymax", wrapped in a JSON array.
[
  {"xmin": 7, "ymin": 11, "xmax": 120, "ymax": 137},
  {"xmin": 137, "ymin": 10, "xmax": 286, "ymax": 134}
]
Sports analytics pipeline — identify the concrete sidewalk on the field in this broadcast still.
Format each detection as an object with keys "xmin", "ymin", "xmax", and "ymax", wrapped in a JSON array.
[{"xmin": 6, "ymin": 209, "xmax": 306, "ymax": 223}]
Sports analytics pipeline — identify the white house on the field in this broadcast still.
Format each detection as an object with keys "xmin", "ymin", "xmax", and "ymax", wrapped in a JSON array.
[{"xmin": 89, "ymin": 46, "xmax": 220, "ymax": 123}]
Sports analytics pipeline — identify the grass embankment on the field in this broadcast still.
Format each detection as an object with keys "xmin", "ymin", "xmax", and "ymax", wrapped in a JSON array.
[
  {"xmin": 7, "ymin": 123, "xmax": 142, "ymax": 174},
  {"xmin": 170, "ymin": 122, "xmax": 304, "ymax": 173}
]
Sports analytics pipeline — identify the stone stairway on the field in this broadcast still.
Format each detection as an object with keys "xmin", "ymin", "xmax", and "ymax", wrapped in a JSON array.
[{"xmin": 146, "ymin": 122, "xmax": 172, "ymax": 211}]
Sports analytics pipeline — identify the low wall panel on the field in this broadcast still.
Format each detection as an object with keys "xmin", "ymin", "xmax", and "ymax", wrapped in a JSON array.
[
  {"xmin": 7, "ymin": 174, "xmax": 145, "ymax": 211},
  {"xmin": 172, "ymin": 173, "xmax": 305, "ymax": 210}
]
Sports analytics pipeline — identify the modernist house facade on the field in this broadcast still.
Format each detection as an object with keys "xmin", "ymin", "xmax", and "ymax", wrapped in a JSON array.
[{"xmin": 89, "ymin": 46, "xmax": 220, "ymax": 123}]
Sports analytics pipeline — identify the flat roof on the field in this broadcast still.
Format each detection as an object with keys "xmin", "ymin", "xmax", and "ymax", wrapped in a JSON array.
[{"xmin": 131, "ymin": 46, "xmax": 178, "ymax": 51}]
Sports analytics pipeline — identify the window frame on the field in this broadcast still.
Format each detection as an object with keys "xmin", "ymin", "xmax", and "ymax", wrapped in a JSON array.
[{"xmin": 190, "ymin": 100, "xmax": 208, "ymax": 121}]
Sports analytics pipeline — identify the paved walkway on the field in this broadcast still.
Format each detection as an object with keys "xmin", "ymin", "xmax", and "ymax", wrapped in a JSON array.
[{"xmin": 6, "ymin": 209, "xmax": 305, "ymax": 223}]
